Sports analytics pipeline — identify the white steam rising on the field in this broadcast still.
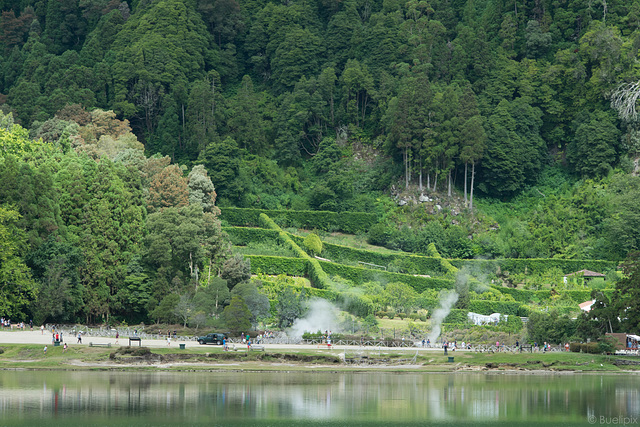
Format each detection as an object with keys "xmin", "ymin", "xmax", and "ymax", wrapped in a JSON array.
[
  {"xmin": 288, "ymin": 299, "xmax": 340, "ymax": 338},
  {"xmin": 428, "ymin": 290, "xmax": 458, "ymax": 343}
]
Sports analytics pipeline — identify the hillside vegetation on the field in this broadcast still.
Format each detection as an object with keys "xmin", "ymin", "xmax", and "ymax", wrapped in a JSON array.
[{"xmin": 1, "ymin": 0, "xmax": 640, "ymax": 343}]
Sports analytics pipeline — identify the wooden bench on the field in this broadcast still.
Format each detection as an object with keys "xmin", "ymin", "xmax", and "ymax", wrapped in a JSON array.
[
  {"xmin": 89, "ymin": 342, "xmax": 112, "ymax": 348},
  {"xmin": 129, "ymin": 337, "xmax": 141, "ymax": 347},
  {"xmin": 251, "ymin": 345, "xmax": 265, "ymax": 352}
]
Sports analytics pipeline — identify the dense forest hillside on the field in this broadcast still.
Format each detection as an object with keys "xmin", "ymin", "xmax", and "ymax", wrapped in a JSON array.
[{"xmin": 1, "ymin": 0, "xmax": 640, "ymax": 332}]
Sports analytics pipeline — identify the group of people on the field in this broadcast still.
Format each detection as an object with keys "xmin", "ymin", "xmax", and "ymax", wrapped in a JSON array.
[{"xmin": 1, "ymin": 318, "xmax": 32, "ymax": 330}]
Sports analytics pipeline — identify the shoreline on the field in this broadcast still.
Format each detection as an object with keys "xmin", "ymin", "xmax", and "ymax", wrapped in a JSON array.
[{"xmin": 1, "ymin": 330, "xmax": 639, "ymax": 374}]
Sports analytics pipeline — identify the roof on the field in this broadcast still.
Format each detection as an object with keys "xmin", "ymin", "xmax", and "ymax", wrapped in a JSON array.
[
  {"xmin": 564, "ymin": 269, "xmax": 605, "ymax": 278},
  {"xmin": 579, "ymin": 300, "xmax": 596, "ymax": 311}
]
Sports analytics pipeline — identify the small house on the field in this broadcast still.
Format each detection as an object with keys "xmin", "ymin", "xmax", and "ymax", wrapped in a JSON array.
[
  {"xmin": 579, "ymin": 300, "xmax": 596, "ymax": 312},
  {"xmin": 563, "ymin": 269, "xmax": 605, "ymax": 285}
]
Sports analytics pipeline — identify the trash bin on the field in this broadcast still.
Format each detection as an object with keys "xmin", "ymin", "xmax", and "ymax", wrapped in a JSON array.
[
  {"xmin": 448, "ymin": 357, "xmax": 455, "ymax": 363},
  {"xmin": 179, "ymin": 343, "xmax": 186, "ymax": 350},
  {"xmin": 54, "ymin": 341, "xmax": 61, "ymax": 347}
]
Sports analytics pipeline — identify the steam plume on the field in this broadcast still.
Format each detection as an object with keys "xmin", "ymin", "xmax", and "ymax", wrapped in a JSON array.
[
  {"xmin": 428, "ymin": 290, "xmax": 458, "ymax": 343},
  {"xmin": 288, "ymin": 299, "xmax": 340, "ymax": 338}
]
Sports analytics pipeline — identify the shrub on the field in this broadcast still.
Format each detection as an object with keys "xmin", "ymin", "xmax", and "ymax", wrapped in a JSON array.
[
  {"xmin": 583, "ymin": 342, "xmax": 601, "ymax": 354},
  {"xmin": 303, "ymin": 233, "xmax": 323, "ymax": 256},
  {"xmin": 598, "ymin": 336, "xmax": 618, "ymax": 354},
  {"xmin": 367, "ymin": 223, "xmax": 392, "ymax": 246}
]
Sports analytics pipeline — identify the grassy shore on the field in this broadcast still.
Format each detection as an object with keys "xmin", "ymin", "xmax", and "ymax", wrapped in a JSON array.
[{"xmin": 1, "ymin": 343, "xmax": 638, "ymax": 373}]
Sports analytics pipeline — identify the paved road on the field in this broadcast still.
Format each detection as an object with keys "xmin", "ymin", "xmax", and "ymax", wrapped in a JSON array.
[{"xmin": 0, "ymin": 330, "xmax": 449, "ymax": 352}]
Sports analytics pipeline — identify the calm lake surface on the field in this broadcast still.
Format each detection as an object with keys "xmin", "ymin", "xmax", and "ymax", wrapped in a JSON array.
[{"xmin": 0, "ymin": 370, "xmax": 638, "ymax": 426}]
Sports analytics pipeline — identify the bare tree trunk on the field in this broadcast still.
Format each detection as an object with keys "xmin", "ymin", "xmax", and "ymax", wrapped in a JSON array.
[
  {"xmin": 464, "ymin": 162, "xmax": 468, "ymax": 207},
  {"xmin": 404, "ymin": 148, "xmax": 409, "ymax": 188},
  {"xmin": 427, "ymin": 173, "xmax": 431, "ymax": 190},
  {"xmin": 433, "ymin": 171, "xmax": 438, "ymax": 192},
  {"xmin": 447, "ymin": 170, "xmax": 452, "ymax": 197},
  {"xmin": 419, "ymin": 157, "xmax": 423, "ymax": 192},
  {"xmin": 470, "ymin": 162, "xmax": 476, "ymax": 211}
]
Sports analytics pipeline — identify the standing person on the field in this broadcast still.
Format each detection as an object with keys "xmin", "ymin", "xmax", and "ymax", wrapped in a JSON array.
[
  {"xmin": 223, "ymin": 337, "xmax": 228, "ymax": 351},
  {"xmin": 41, "ymin": 325, "xmax": 44, "ymax": 335},
  {"xmin": 63, "ymin": 343, "xmax": 68, "ymax": 353},
  {"xmin": 115, "ymin": 332, "xmax": 119, "ymax": 345},
  {"xmin": 77, "ymin": 332, "xmax": 82, "ymax": 344},
  {"xmin": 167, "ymin": 334, "xmax": 171, "ymax": 346},
  {"xmin": 43, "ymin": 345, "xmax": 47, "ymax": 355},
  {"xmin": 30, "ymin": 319, "xmax": 33, "ymax": 331}
]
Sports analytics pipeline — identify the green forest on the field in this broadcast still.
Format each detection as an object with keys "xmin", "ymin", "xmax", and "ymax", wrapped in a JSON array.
[{"xmin": 1, "ymin": 0, "xmax": 640, "ymax": 340}]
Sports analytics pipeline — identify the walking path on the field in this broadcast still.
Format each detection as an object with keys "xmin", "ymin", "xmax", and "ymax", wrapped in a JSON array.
[{"xmin": 0, "ymin": 330, "xmax": 450, "ymax": 352}]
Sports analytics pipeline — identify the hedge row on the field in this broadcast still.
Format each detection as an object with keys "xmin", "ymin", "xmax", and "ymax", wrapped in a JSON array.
[
  {"xmin": 490, "ymin": 286, "xmax": 614, "ymax": 303},
  {"xmin": 223, "ymin": 226, "xmax": 280, "ymax": 246},
  {"xmin": 246, "ymin": 255, "xmax": 309, "ymax": 276},
  {"xmin": 287, "ymin": 234, "xmax": 448, "ymax": 276},
  {"xmin": 258, "ymin": 213, "xmax": 330, "ymax": 289},
  {"xmin": 450, "ymin": 258, "xmax": 618, "ymax": 276},
  {"xmin": 444, "ymin": 309, "xmax": 469, "ymax": 324},
  {"xmin": 418, "ymin": 298, "xmax": 526, "ymax": 316},
  {"xmin": 426, "ymin": 243, "xmax": 459, "ymax": 277},
  {"xmin": 467, "ymin": 300, "xmax": 526, "ymax": 316},
  {"xmin": 220, "ymin": 207, "xmax": 377, "ymax": 234},
  {"xmin": 318, "ymin": 261, "xmax": 455, "ymax": 292}
]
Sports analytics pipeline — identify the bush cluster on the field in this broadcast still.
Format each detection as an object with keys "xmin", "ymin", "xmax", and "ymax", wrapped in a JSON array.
[
  {"xmin": 569, "ymin": 342, "xmax": 601, "ymax": 354},
  {"xmin": 367, "ymin": 222, "xmax": 475, "ymax": 259}
]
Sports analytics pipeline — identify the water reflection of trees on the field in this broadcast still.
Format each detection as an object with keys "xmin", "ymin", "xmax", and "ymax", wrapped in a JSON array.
[{"xmin": 0, "ymin": 372, "xmax": 637, "ymax": 423}]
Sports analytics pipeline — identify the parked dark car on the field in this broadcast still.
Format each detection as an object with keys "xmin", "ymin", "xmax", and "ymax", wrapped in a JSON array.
[{"xmin": 197, "ymin": 333, "xmax": 227, "ymax": 345}]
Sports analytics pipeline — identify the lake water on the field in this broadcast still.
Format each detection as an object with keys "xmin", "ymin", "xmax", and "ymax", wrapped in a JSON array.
[{"xmin": 0, "ymin": 370, "xmax": 638, "ymax": 426}]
